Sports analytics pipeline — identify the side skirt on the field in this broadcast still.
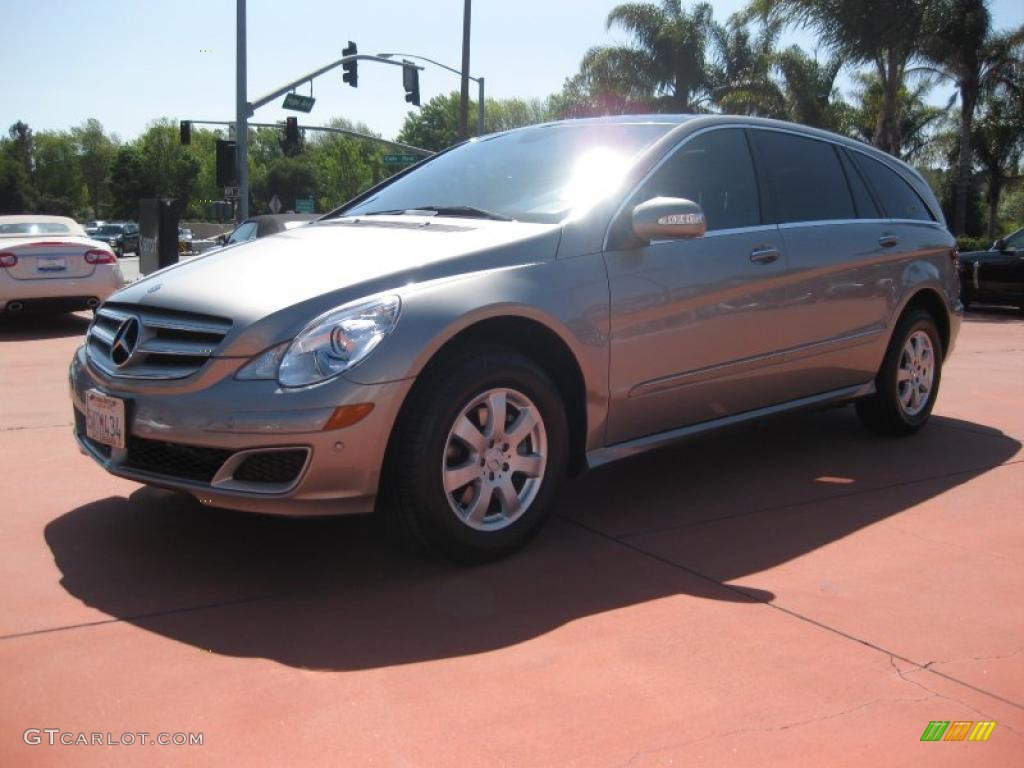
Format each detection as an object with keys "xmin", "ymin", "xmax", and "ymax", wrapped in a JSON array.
[{"xmin": 586, "ymin": 382, "xmax": 875, "ymax": 469}]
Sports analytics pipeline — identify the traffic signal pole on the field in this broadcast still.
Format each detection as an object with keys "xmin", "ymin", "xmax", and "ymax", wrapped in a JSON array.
[
  {"xmin": 234, "ymin": 2, "xmax": 423, "ymax": 222},
  {"xmin": 235, "ymin": 0, "xmax": 249, "ymax": 221}
]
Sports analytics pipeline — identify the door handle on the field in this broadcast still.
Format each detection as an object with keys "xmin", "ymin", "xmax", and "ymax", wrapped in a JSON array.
[
  {"xmin": 879, "ymin": 234, "xmax": 900, "ymax": 248},
  {"xmin": 750, "ymin": 247, "xmax": 780, "ymax": 265}
]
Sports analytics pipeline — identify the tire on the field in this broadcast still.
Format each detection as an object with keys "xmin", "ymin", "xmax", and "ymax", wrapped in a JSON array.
[
  {"xmin": 856, "ymin": 308, "xmax": 943, "ymax": 436},
  {"xmin": 383, "ymin": 345, "xmax": 569, "ymax": 563}
]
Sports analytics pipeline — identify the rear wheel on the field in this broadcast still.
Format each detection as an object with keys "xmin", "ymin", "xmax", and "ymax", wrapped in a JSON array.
[
  {"xmin": 856, "ymin": 308, "xmax": 943, "ymax": 436},
  {"xmin": 384, "ymin": 346, "xmax": 569, "ymax": 563}
]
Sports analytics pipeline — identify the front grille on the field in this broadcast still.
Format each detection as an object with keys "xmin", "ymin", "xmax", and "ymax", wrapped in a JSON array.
[
  {"xmin": 123, "ymin": 437, "xmax": 232, "ymax": 483},
  {"xmin": 233, "ymin": 450, "xmax": 308, "ymax": 484},
  {"xmin": 86, "ymin": 303, "xmax": 232, "ymax": 379}
]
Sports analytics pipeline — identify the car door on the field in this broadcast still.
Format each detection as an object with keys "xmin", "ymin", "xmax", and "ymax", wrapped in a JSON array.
[
  {"xmin": 980, "ymin": 229, "xmax": 1024, "ymax": 303},
  {"xmin": 748, "ymin": 128, "xmax": 891, "ymax": 398},
  {"xmin": 603, "ymin": 127, "xmax": 790, "ymax": 445}
]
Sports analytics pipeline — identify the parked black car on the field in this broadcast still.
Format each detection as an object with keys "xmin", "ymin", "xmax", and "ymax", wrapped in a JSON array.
[
  {"xmin": 958, "ymin": 227, "xmax": 1024, "ymax": 311},
  {"xmin": 92, "ymin": 221, "xmax": 139, "ymax": 258}
]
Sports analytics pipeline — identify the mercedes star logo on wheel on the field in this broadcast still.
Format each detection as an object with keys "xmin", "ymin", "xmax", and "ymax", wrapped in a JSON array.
[{"xmin": 110, "ymin": 316, "xmax": 141, "ymax": 367}]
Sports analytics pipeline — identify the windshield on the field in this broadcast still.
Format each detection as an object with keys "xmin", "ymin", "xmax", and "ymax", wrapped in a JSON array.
[
  {"xmin": 0, "ymin": 221, "xmax": 74, "ymax": 235},
  {"xmin": 227, "ymin": 221, "xmax": 258, "ymax": 245},
  {"xmin": 339, "ymin": 122, "xmax": 676, "ymax": 224},
  {"xmin": 96, "ymin": 225, "xmax": 124, "ymax": 235}
]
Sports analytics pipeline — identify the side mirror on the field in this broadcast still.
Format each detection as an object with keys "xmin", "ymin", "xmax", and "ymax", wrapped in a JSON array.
[
  {"xmin": 992, "ymin": 238, "xmax": 1006, "ymax": 251},
  {"xmin": 632, "ymin": 197, "xmax": 707, "ymax": 243},
  {"xmin": 217, "ymin": 234, "xmax": 228, "ymax": 245}
]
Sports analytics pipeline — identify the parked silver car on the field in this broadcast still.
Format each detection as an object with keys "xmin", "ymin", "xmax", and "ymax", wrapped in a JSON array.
[{"xmin": 69, "ymin": 115, "xmax": 961, "ymax": 561}]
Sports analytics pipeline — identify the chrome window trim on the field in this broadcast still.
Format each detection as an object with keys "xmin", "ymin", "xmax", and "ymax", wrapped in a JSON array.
[{"xmin": 777, "ymin": 218, "xmax": 946, "ymax": 231}]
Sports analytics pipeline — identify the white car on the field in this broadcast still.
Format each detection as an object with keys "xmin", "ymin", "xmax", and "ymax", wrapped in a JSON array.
[{"xmin": 0, "ymin": 215, "xmax": 124, "ymax": 314}]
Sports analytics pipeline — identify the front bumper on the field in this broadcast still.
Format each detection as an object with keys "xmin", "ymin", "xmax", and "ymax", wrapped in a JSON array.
[
  {"xmin": 1, "ymin": 265, "xmax": 123, "ymax": 310},
  {"xmin": 69, "ymin": 345, "xmax": 413, "ymax": 516}
]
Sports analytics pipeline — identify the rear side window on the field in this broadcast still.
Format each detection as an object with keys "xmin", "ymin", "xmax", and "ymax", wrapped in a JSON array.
[
  {"xmin": 838, "ymin": 150, "xmax": 881, "ymax": 219},
  {"xmin": 850, "ymin": 152, "xmax": 934, "ymax": 221},
  {"xmin": 750, "ymin": 130, "xmax": 855, "ymax": 223},
  {"xmin": 633, "ymin": 128, "xmax": 760, "ymax": 231}
]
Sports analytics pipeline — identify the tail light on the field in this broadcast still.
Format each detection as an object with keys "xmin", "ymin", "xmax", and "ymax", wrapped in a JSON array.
[
  {"xmin": 0, "ymin": 252, "xmax": 17, "ymax": 268},
  {"xmin": 84, "ymin": 249, "xmax": 116, "ymax": 265}
]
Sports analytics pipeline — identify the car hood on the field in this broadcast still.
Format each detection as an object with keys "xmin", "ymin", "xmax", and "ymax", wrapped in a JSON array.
[{"xmin": 108, "ymin": 216, "xmax": 562, "ymax": 354}]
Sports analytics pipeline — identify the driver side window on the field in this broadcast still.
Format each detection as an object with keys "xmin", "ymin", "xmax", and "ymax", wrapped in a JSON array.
[
  {"xmin": 1003, "ymin": 229, "xmax": 1024, "ymax": 251},
  {"xmin": 632, "ymin": 128, "xmax": 761, "ymax": 231}
]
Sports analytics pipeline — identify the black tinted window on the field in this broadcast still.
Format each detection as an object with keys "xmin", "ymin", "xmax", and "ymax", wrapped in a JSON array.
[
  {"xmin": 838, "ymin": 149, "xmax": 880, "ymax": 218},
  {"xmin": 751, "ymin": 130, "xmax": 854, "ymax": 223},
  {"xmin": 850, "ymin": 152, "xmax": 933, "ymax": 221},
  {"xmin": 634, "ymin": 128, "xmax": 760, "ymax": 231}
]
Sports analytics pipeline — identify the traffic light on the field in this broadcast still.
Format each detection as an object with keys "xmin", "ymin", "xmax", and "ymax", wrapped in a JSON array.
[
  {"xmin": 179, "ymin": 120, "xmax": 191, "ymax": 145},
  {"xmin": 215, "ymin": 139, "xmax": 237, "ymax": 187},
  {"xmin": 285, "ymin": 116, "xmax": 299, "ymax": 144},
  {"xmin": 403, "ymin": 61, "xmax": 420, "ymax": 106},
  {"xmin": 342, "ymin": 41, "xmax": 358, "ymax": 87}
]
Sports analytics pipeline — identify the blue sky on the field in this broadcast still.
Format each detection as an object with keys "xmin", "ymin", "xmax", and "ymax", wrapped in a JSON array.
[{"xmin": 2, "ymin": 0, "xmax": 1022, "ymax": 143}]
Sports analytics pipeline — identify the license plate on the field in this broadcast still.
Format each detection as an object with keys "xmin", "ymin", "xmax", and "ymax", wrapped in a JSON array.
[
  {"xmin": 37, "ymin": 257, "xmax": 67, "ymax": 272},
  {"xmin": 85, "ymin": 390, "xmax": 126, "ymax": 449}
]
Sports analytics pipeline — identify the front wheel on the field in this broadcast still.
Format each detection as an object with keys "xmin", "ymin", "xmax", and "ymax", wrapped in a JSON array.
[
  {"xmin": 384, "ymin": 346, "xmax": 569, "ymax": 562},
  {"xmin": 856, "ymin": 308, "xmax": 943, "ymax": 436}
]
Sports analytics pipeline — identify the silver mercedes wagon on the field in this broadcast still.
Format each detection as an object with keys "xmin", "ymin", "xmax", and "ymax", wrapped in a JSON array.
[{"xmin": 70, "ymin": 115, "xmax": 961, "ymax": 561}]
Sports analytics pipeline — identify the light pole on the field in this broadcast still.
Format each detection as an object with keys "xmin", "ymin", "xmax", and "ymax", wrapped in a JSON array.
[
  {"xmin": 235, "ymin": 0, "xmax": 249, "ymax": 220},
  {"xmin": 378, "ymin": 53, "xmax": 485, "ymax": 136}
]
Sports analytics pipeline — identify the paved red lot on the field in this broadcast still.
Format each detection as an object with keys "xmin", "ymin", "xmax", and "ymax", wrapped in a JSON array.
[{"xmin": 1, "ymin": 308, "xmax": 1022, "ymax": 766}]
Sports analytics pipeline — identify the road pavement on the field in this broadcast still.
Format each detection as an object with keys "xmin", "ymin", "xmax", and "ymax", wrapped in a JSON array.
[{"xmin": 0, "ymin": 307, "xmax": 1022, "ymax": 766}]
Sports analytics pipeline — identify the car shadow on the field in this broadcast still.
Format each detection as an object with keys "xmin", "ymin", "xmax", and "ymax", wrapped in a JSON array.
[
  {"xmin": 45, "ymin": 409, "xmax": 1020, "ymax": 670},
  {"xmin": 0, "ymin": 311, "xmax": 90, "ymax": 341}
]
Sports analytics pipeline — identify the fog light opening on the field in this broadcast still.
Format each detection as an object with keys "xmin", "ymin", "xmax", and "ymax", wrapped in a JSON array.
[{"xmin": 322, "ymin": 403, "xmax": 375, "ymax": 431}]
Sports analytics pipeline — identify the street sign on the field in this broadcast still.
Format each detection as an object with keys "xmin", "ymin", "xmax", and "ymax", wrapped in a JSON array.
[
  {"xmin": 282, "ymin": 93, "xmax": 315, "ymax": 113},
  {"xmin": 295, "ymin": 197, "xmax": 315, "ymax": 213},
  {"xmin": 268, "ymin": 194, "xmax": 282, "ymax": 215},
  {"xmin": 383, "ymin": 154, "xmax": 418, "ymax": 165},
  {"xmin": 223, "ymin": 186, "xmax": 240, "ymax": 199}
]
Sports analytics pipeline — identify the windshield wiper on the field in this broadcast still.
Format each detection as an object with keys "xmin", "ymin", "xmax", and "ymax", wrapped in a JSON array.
[{"xmin": 361, "ymin": 205, "xmax": 513, "ymax": 221}]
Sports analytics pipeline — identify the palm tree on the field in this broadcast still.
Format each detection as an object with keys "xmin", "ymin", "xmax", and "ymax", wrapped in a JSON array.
[
  {"xmin": 750, "ymin": 0, "xmax": 930, "ymax": 155},
  {"xmin": 919, "ymin": 0, "xmax": 1024, "ymax": 234},
  {"xmin": 774, "ymin": 46, "xmax": 846, "ymax": 131},
  {"xmin": 580, "ymin": 1, "xmax": 719, "ymax": 112},
  {"xmin": 847, "ymin": 72, "xmax": 945, "ymax": 162},
  {"xmin": 972, "ymin": 63, "xmax": 1024, "ymax": 238},
  {"xmin": 710, "ymin": 16, "xmax": 786, "ymax": 117}
]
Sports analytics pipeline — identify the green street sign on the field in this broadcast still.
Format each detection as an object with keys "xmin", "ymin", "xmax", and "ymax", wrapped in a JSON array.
[
  {"xmin": 383, "ymin": 154, "xmax": 418, "ymax": 165},
  {"xmin": 295, "ymin": 197, "xmax": 315, "ymax": 213},
  {"xmin": 282, "ymin": 93, "xmax": 315, "ymax": 113}
]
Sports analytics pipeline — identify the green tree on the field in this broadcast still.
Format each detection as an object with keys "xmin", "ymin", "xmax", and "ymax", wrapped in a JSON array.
[
  {"xmin": 752, "ymin": 0, "xmax": 931, "ymax": 155},
  {"xmin": 33, "ymin": 131, "xmax": 86, "ymax": 216},
  {"xmin": 580, "ymin": 1, "xmax": 719, "ymax": 112},
  {"xmin": 135, "ymin": 120, "xmax": 200, "ymax": 214},
  {"xmin": 920, "ymin": 0, "xmax": 1024, "ymax": 234},
  {"xmin": 0, "ymin": 153, "xmax": 35, "ymax": 213},
  {"xmin": 397, "ymin": 93, "xmax": 557, "ymax": 152},
  {"xmin": 847, "ymin": 72, "xmax": 945, "ymax": 162},
  {"xmin": 109, "ymin": 146, "xmax": 147, "ymax": 219},
  {"xmin": 72, "ymin": 118, "xmax": 117, "ymax": 220},
  {"xmin": 775, "ymin": 46, "xmax": 847, "ymax": 131},
  {"xmin": 973, "ymin": 77, "xmax": 1024, "ymax": 237},
  {"xmin": 710, "ymin": 16, "xmax": 785, "ymax": 117}
]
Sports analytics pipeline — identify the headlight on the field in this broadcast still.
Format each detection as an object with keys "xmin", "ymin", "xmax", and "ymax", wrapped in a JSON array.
[{"xmin": 239, "ymin": 296, "xmax": 401, "ymax": 387}]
